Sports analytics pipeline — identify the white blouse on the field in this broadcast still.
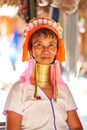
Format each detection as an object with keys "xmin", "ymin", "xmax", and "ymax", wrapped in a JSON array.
[{"xmin": 4, "ymin": 80, "xmax": 77, "ymax": 130}]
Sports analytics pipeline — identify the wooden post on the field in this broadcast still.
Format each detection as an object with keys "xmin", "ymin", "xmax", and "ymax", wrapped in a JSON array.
[
  {"xmin": 64, "ymin": 11, "xmax": 79, "ymax": 79},
  {"xmin": 28, "ymin": 0, "xmax": 36, "ymax": 20}
]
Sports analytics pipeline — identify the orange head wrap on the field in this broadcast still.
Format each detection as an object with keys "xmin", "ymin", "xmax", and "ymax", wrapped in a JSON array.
[{"xmin": 22, "ymin": 17, "xmax": 65, "ymax": 62}]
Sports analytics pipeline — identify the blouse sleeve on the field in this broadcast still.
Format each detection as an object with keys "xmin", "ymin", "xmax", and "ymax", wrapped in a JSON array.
[
  {"xmin": 3, "ymin": 81, "xmax": 24, "ymax": 116},
  {"xmin": 65, "ymin": 84, "xmax": 77, "ymax": 111}
]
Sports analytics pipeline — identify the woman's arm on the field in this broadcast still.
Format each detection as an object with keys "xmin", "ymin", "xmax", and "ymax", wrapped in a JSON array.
[
  {"xmin": 67, "ymin": 110, "xmax": 83, "ymax": 130},
  {"xmin": 6, "ymin": 111, "xmax": 22, "ymax": 130}
]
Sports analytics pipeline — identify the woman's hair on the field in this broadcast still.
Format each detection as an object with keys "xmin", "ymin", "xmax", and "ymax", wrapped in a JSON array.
[{"xmin": 28, "ymin": 28, "xmax": 59, "ymax": 50}]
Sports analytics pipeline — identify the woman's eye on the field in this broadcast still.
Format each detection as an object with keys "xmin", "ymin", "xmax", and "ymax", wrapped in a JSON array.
[
  {"xmin": 35, "ymin": 43, "xmax": 43, "ymax": 48},
  {"xmin": 33, "ymin": 42, "xmax": 42, "ymax": 47},
  {"xmin": 49, "ymin": 43, "xmax": 56, "ymax": 47},
  {"xmin": 49, "ymin": 43, "xmax": 54, "ymax": 46},
  {"xmin": 37, "ymin": 43, "xmax": 42, "ymax": 46}
]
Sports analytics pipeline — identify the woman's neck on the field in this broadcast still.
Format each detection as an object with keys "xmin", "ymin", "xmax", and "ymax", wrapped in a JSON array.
[{"xmin": 35, "ymin": 63, "xmax": 51, "ymax": 88}]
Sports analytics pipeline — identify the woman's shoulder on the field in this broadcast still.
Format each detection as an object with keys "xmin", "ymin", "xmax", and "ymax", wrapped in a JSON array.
[
  {"xmin": 11, "ymin": 80, "xmax": 25, "ymax": 90},
  {"xmin": 10, "ymin": 80, "xmax": 35, "ymax": 99},
  {"xmin": 58, "ymin": 82, "xmax": 73, "ymax": 98},
  {"xmin": 9, "ymin": 80, "xmax": 29, "ymax": 95}
]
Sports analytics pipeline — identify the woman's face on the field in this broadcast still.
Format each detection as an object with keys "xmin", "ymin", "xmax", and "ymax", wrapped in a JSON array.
[{"xmin": 30, "ymin": 31, "xmax": 58, "ymax": 64}]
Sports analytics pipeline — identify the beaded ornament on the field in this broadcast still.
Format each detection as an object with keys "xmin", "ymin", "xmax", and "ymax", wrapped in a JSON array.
[{"xmin": 22, "ymin": 17, "xmax": 65, "ymax": 62}]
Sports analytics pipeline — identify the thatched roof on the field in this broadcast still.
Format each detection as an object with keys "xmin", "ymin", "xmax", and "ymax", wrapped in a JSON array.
[
  {"xmin": 0, "ymin": 0, "xmax": 18, "ymax": 6},
  {"xmin": 0, "ymin": 0, "xmax": 87, "ymax": 14},
  {"xmin": 79, "ymin": 0, "xmax": 87, "ymax": 14}
]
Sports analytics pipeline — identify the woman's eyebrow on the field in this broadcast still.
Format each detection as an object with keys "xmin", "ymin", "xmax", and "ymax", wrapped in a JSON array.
[
  {"xmin": 32, "ymin": 40, "xmax": 42, "ymax": 44},
  {"xmin": 49, "ymin": 41, "xmax": 57, "ymax": 44}
]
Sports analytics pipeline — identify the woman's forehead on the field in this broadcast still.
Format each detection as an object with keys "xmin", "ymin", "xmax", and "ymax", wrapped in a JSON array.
[{"xmin": 31, "ymin": 28, "xmax": 58, "ymax": 39}]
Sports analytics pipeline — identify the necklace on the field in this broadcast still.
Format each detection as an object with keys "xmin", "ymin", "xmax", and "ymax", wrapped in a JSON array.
[
  {"xmin": 36, "ymin": 63, "xmax": 51, "ymax": 88},
  {"xmin": 34, "ymin": 62, "xmax": 58, "ymax": 100}
]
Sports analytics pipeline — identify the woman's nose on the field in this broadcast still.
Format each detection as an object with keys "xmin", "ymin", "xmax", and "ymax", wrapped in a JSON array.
[{"xmin": 43, "ymin": 46, "xmax": 49, "ymax": 50}]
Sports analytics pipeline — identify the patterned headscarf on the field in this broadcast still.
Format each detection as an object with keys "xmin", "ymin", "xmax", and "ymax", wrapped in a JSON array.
[{"xmin": 22, "ymin": 17, "xmax": 65, "ymax": 62}]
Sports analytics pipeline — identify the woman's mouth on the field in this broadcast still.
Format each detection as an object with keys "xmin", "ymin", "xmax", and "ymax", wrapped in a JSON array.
[{"xmin": 41, "ymin": 57, "xmax": 50, "ymax": 60}]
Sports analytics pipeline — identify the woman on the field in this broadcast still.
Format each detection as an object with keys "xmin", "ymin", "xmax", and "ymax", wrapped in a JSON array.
[{"xmin": 3, "ymin": 17, "xmax": 83, "ymax": 130}]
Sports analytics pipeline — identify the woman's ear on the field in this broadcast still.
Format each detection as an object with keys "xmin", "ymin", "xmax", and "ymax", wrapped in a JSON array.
[{"xmin": 29, "ymin": 50, "xmax": 33, "ymax": 54}]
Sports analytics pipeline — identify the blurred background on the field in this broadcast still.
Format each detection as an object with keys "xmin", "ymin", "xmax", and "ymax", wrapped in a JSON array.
[{"xmin": 0, "ymin": 0, "xmax": 87, "ymax": 129}]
